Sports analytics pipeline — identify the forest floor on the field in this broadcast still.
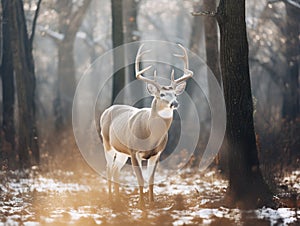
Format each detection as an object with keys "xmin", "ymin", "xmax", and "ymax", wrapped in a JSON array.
[{"xmin": 0, "ymin": 157, "xmax": 299, "ymax": 226}]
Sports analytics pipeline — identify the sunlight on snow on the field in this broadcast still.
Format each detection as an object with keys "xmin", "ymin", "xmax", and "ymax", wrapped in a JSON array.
[{"xmin": 0, "ymin": 170, "xmax": 299, "ymax": 225}]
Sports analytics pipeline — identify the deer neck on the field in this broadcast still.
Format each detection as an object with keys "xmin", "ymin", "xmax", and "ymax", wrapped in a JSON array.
[{"xmin": 149, "ymin": 99, "xmax": 173, "ymax": 131}]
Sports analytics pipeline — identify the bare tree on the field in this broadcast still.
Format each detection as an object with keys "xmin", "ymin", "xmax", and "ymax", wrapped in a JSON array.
[
  {"xmin": 6, "ymin": 0, "xmax": 40, "ymax": 168},
  {"xmin": 282, "ymin": 1, "xmax": 299, "ymax": 120},
  {"xmin": 248, "ymin": 1, "xmax": 299, "ymax": 120},
  {"xmin": 191, "ymin": 0, "xmax": 225, "ymax": 169},
  {"xmin": 216, "ymin": 0, "xmax": 273, "ymax": 208},
  {"xmin": 1, "ymin": 0, "xmax": 16, "ymax": 168},
  {"xmin": 123, "ymin": 0, "xmax": 145, "ymax": 107},
  {"xmin": 202, "ymin": 0, "xmax": 228, "ymax": 171},
  {"xmin": 54, "ymin": 0, "xmax": 91, "ymax": 129},
  {"xmin": 111, "ymin": 0, "xmax": 125, "ymax": 104},
  {"xmin": 203, "ymin": 0, "xmax": 221, "ymax": 85},
  {"xmin": 124, "ymin": 0, "xmax": 140, "ymax": 77}
]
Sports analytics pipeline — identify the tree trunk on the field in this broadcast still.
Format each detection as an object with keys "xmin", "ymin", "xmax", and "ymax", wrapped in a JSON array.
[
  {"xmin": 203, "ymin": 0, "xmax": 221, "ymax": 85},
  {"xmin": 111, "ymin": 0, "xmax": 125, "ymax": 104},
  {"xmin": 282, "ymin": 3, "xmax": 299, "ymax": 120},
  {"xmin": 9, "ymin": 0, "xmax": 39, "ymax": 168},
  {"xmin": 216, "ymin": 0, "xmax": 272, "ymax": 209},
  {"xmin": 124, "ymin": 0, "xmax": 144, "ymax": 107},
  {"xmin": 202, "ymin": 0, "xmax": 228, "ymax": 172},
  {"xmin": 54, "ymin": 0, "xmax": 91, "ymax": 129},
  {"xmin": 1, "ymin": 0, "xmax": 16, "ymax": 168},
  {"xmin": 123, "ymin": 0, "xmax": 140, "ymax": 81},
  {"xmin": 124, "ymin": 0, "xmax": 140, "ymax": 81},
  {"xmin": 55, "ymin": 38, "xmax": 77, "ymax": 129}
]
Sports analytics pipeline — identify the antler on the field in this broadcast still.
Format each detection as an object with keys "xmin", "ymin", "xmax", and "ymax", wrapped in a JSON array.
[
  {"xmin": 171, "ymin": 44, "xmax": 193, "ymax": 87},
  {"xmin": 135, "ymin": 45, "xmax": 161, "ymax": 90}
]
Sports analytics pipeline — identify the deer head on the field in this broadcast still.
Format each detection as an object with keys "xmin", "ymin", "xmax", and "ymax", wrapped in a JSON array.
[{"xmin": 135, "ymin": 44, "xmax": 193, "ymax": 118}]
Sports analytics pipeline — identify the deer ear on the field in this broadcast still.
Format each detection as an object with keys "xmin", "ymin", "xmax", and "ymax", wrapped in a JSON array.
[
  {"xmin": 175, "ymin": 82, "xmax": 186, "ymax": 95},
  {"xmin": 147, "ymin": 83, "xmax": 159, "ymax": 95}
]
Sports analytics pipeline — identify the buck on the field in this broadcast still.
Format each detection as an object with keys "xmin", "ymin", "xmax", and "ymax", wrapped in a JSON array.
[{"xmin": 100, "ymin": 44, "xmax": 193, "ymax": 206}]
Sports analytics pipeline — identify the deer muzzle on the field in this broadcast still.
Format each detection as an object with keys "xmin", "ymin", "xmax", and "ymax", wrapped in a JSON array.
[{"xmin": 170, "ymin": 101, "xmax": 179, "ymax": 109}]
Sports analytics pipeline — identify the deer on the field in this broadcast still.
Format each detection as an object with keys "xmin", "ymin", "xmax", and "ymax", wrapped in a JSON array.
[{"xmin": 99, "ymin": 44, "xmax": 193, "ymax": 206}]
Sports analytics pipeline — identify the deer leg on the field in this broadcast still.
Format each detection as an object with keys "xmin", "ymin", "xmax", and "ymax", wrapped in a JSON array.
[
  {"xmin": 131, "ymin": 152, "xmax": 145, "ymax": 207},
  {"xmin": 112, "ymin": 151, "xmax": 128, "ymax": 197},
  {"xmin": 107, "ymin": 167, "xmax": 112, "ymax": 196},
  {"xmin": 104, "ymin": 149, "xmax": 114, "ymax": 198},
  {"xmin": 147, "ymin": 153, "xmax": 160, "ymax": 202},
  {"xmin": 102, "ymin": 136, "xmax": 115, "ymax": 198}
]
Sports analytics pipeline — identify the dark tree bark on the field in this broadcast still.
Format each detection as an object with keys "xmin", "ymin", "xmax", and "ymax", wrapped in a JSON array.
[
  {"xmin": 124, "ymin": 0, "xmax": 139, "ymax": 80},
  {"xmin": 8, "ymin": 0, "xmax": 39, "ymax": 168},
  {"xmin": 216, "ymin": 0, "xmax": 273, "ymax": 208},
  {"xmin": 0, "ymin": 0, "xmax": 16, "ymax": 168},
  {"xmin": 201, "ymin": 0, "xmax": 229, "ymax": 172},
  {"xmin": 124, "ymin": 0, "xmax": 144, "ymax": 107},
  {"xmin": 190, "ymin": 1, "xmax": 225, "ymax": 168},
  {"xmin": 111, "ymin": 0, "xmax": 125, "ymax": 104},
  {"xmin": 0, "ymin": 4, "xmax": 2, "ymax": 65},
  {"xmin": 54, "ymin": 0, "xmax": 91, "ymax": 129},
  {"xmin": 282, "ymin": 2, "xmax": 299, "ymax": 120},
  {"xmin": 29, "ymin": 0, "xmax": 42, "ymax": 46},
  {"xmin": 203, "ymin": 0, "xmax": 221, "ymax": 85}
]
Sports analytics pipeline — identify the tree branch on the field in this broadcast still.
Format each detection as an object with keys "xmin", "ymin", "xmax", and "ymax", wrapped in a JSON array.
[
  {"xmin": 286, "ymin": 0, "xmax": 300, "ymax": 8},
  {"xmin": 268, "ymin": 0, "xmax": 300, "ymax": 8},
  {"xmin": 67, "ymin": 0, "xmax": 92, "ymax": 38},
  {"xmin": 37, "ymin": 25, "xmax": 64, "ymax": 42},
  {"xmin": 30, "ymin": 0, "xmax": 42, "ymax": 47},
  {"xmin": 191, "ymin": 10, "xmax": 217, "ymax": 17}
]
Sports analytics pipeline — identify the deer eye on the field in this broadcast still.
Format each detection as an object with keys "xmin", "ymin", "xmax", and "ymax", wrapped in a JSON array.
[{"xmin": 160, "ymin": 93, "xmax": 165, "ymax": 97}]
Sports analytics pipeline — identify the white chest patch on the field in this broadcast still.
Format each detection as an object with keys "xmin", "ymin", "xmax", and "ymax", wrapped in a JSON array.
[{"xmin": 158, "ymin": 108, "xmax": 173, "ymax": 118}]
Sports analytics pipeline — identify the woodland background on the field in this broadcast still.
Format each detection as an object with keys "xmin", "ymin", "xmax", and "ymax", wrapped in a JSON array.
[{"xmin": 0, "ymin": 0, "xmax": 299, "ymax": 225}]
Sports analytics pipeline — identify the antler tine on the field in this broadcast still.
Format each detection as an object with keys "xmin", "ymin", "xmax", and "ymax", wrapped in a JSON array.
[
  {"xmin": 154, "ymin": 70, "xmax": 157, "ymax": 81},
  {"xmin": 173, "ymin": 44, "xmax": 189, "ymax": 69},
  {"xmin": 172, "ymin": 44, "xmax": 193, "ymax": 86},
  {"xmin": 171, "ymin": 69, "xmax": 175, "ymax": 83},
  {"xmin": 135, "ymin": 45, "xmax": 161, "ymax": 90}
]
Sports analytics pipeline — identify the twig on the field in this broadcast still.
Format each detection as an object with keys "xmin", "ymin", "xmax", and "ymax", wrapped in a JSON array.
[
  {"xmin": 191, "ymin": 10, "xmax": 217, "ymax": 17},
  {"xmin": 30, "ymin": 0, "xmax": 43, "ymax": 46}
]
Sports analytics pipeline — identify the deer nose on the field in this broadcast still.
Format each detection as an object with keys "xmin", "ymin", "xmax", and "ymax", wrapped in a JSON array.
[{"xmin": 170, "ymin": 101, "xmax": 179, "ymax": 108}]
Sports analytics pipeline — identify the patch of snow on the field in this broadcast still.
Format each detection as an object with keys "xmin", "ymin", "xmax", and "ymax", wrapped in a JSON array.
[
  {"xmin": 40, "ymin": 216, "xmax": 55, "ymax": 224},
  {"xmin": 282, "ymin": 170, "xmax": 300, "ymax": 192},
  {"xmin": 173, "ymin": 216, "xmax": 193, "ymax": 225},
  {"xmin": 255, "ymin": 207, "xmax": 299, "ymax": 225},
  {"xmin": 1, "ymin": 218, "xmax": 20, "ymax": 226},
  {"xmin": 204, "ymin": 171, "xmax": 215, "ymax": 177},
  {"xmin": 23, "ymin": 222, "xmax": 39, "ymax": 226},
  {"xmin": 1, "ymin": 175, "xmax": 91, "ymax": 195},
  {"xmin": 30, "ymin": 177, "xmax": 91, "ymax": 193},
  {"xmin": 202, "ymin": 219, "xmax": 212, "ymax": 224}
]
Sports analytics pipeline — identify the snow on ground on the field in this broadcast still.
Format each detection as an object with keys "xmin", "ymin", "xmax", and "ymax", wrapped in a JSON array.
[{"xmin": 0, "ymin": 169, "xmax": 299, "ymax": 225}]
